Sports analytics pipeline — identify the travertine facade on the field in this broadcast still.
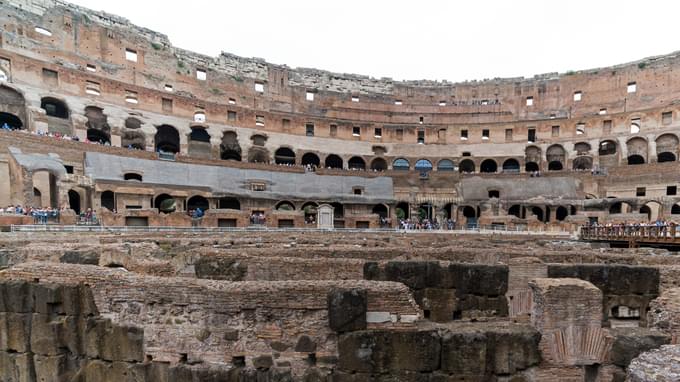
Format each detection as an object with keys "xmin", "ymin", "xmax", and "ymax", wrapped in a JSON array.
[{"xmin": 0, "ymin": 0, "xmax": 680, "ymax": 228}]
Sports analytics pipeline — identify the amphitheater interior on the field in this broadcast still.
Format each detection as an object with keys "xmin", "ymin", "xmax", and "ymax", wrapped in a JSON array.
[{"xmin": 2, "ymin": 0, "xmax": 680, "ymax": 381}]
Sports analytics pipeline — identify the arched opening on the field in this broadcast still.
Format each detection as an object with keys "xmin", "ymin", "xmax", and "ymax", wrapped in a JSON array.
[
  {"xmin": 531, "ymin": 206, "xmax": 544, "ymax": 222},
  {"xmin": 459, "ymin": 159, "xmax": 475, "ymax": 173},
  {"xmin": 658, "ymin": 152, "xmax": 676, "ymax": 163},
  {"xmin": 574, "ymin": 142, "xmax": 591, "ymax": 155},
  {"xmin": 525, "ymin": 162, "xmax": 539, "ymax": 172},
  {"xmin": 121, "ymin": 130, "xmax": 145, "ymax": 150},
  {"xmin": 221, "ymin": 131, "xmax": 242, "ymax": 161},
  {"xmin": 67, "ymin": 190, "xmax": 81, "ymax": 214},
  {"xmin": 546, "ymin": 144, "xmax": 566, "ymax": 171},
  {"xmin": 154, "ymin": 194, "xmax": 176, "ymax": 214},
  {"xmin": 572, "ymin": 156, "xmax": 593, "ymax": 170},
  {"xmin": 627, "ymin": 155, "xmax": 645, "ymax": 165},
  {"xmin": 609, "ymin": 202, "xmax": 632, "ymax": 214},
  {"xmin": 640, "ymin": 201, "xmax": 662, "ymax": 221},
  {"xmin": 124, "ymin": 117, "xmax": 142, "ymax": 129},
  {"xmin": 155, "ymin": 125, "xmax": 180, "ymax": 153},
  {"xmin": 599, "ymin": 140, "xmax": 617, "ymax": 156},
  {"xmin": 480, "ymin": 159, "xmax": 497, "ymax": 173},
  {"xmin": 415, "ymin": 159, "xmax": 433, "ymax": 173},
  {"xmin": 123, "ymin": 173, "xmax": 142, "ymax": 181},
  {"xmin": 31, "ymin": 170, "xmax": 59, "ymax": 208},
  {"xmin": 251, "ymin": 134, "xmax": 267, "ymax": 147},
  {"xmin": 370, "ymin": 157, "xmax": 387, "ymax": 171},
  {"xmin": 437, "ymin": 159, "xmax": 455, "ymax": 171},
  {"xmin": 556, "ymin": 206, "xmax": 568, "ymax": 221},
  {"xmin": 348, "ymin": 156, "xmax": 366, "ymax": 170},
  {"xmin": 275, "ymin": 201, "xmax": 295, "ymax": 211},
  {"xmin": 187, "ymin": 195, "xmax": 209, "ymax": 212},
  {"xmin": 392, "ymin": 158, "xmax": 410, "ymax": 171},
  {"xmin": 372, "ymin": 204, "xmax": 388, "ymax": 219},
  {"xmin": 525, "ymin": 145, "xmax": 542, "ymax": 167},
  {"xmin": 101, "ymin": 190, "xmax": 115, "ymax": 212},
  {"xmin": 502, "ymin": 159, "xmax": 520, "ymax": 173},
  {"xmin": 302, "ymin": 202, "xmax": 318, "ymax": 224},
  {"xmin": 442, "ymin": 203, "xmax": 453, "ymax": 219},
  {"xmin": 189, "ymin": 127, "xmax": 210, "ymax": 142},
  {"xmin": 325, "ymin": 154, "xmax": 343, "ymax": 169},
  {"xmin": 508, "ymin": 205, "xmax": 523, "ymax": 218},
  {"xmin": 248, "ymin": 147, "xmax": 269, "ymax": 163},
  {"xmin": 85, "ymin": 106, "xmax": 110, "ymax": 144},
  {"xmin": 40, "ymin": 97, "xmax": 69, "ymax": 119},
  {"xmin": 301, "ymin": 152, "xmax": 321, "ymax": 167},
  {"xmin": 0, "ymin": 112, "xmax": 23, "ymax": 130},
  {"xmin": 626, "ymin": 137, "xmax": 647, "ymax": 165},
  {"xmin": 548, "ymin": 161, "xmax": 563, "ymax": 171},
  {"xmin": 218, "ymin": 197, "xmax": 240, "ymax": 210},
  {"xmin": 274, "ymin": 147, "xmax": 296, "ymax": 165},
  {"xmin": 672, "ymin": 204, "xmax": 680, "ymax": 214},
  {"xmin": 418, "ymin": 203, "xmax": 433, "ymax": 221},
  {"xmin": 395, "ymin": 202, "xmax": 409, "ymax": 220},
  {"xmin": 462, "ymin": 206, "xmax": 476, "ymax": 218}
]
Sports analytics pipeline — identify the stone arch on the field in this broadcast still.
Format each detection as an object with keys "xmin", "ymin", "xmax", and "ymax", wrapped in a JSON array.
[
  {"xmin": 85, "ymin": 106, "xmax": 110, "ymax": 144},
  {"xmin": 372, "ymin": 204, "xmax": 389, "ymax": 219},
  {"xmin": 437, "ymin": 159, "xmax": 455, "ymax": 171},
  {"xmin": 187, "ymin": 195, "xmax": 209, "ymax": 211},
  {"xmin": 248, "ymin": 147, "xmax": 270, "ymax": 163},
  {"xmin": 218, "ymin": 197, "xmax": 240, "ymax": 210},
  {"xmin": 154, "ymin": 194, "xmax": 176, "ymax": 213},
  {"xmin": 414, "ymin": 159, "xmax": 433, "ymax": 173},
  {"xmin": 525, "ymin": 161, "xmax": 539, "ymax": 172},
  {"xmin": 188, "ymin": 127, "xmax": 211, "ymax": 159},
  {"xmin": 348, "ymin": 156, "xmax": 366, "ymax": 170},
  {"xmin": 508, "ymin": 205, "xmax": 524, "ymax": 218},
  {"xmin": 0, "ymin": 86, "xmax": 26, "ymax": 130},
  {"xmin": 275, "ymin": 200, "xmax": 295, "ymax": 211},
  {"xmin": 572, "ymin": 156, "xmax": 593, "ymax": 170},
  {"xmin": 220, "ymin": 131, "xmax": 242, "ymax": 161},
  {"xmin": 395, "ymin": 202, "xmax": 409, "ymax": 219},
  {"xmin": 531, "ymin": 206, "xmax": 544, "ymax": 222},
  {"xmin": 274, "ymin": 147, "xmax": 296, "ymax": 165},
  {"xmin": 121, "ymin": 130, "xmax": 146, "ymax": 150},
  {"xmin": 609, "ymin": 201, "xmax": 633, "ymax": 214},
  {"xmin": 640, "ymin": 201, "xmax": 663, "ymax": 221},
  {"xmin": 370, "ymin": 157, "xmax": 387, "ymax": 171},
  {"xmin": 40, "ymin": 97, "xmax": 69, "ymax": 119},
  {"xmin": 325, "ymin": 154, "xmax": 343, "ymax": 169},
  {"xmin": 599, "ymin": 140, "xmax": 618, "ymax": 156},
  {"xmin": 480, "ymin": 159, "xmax": 497, "ymax": 173},
  {"xmin": 154, "ymin": 125, "xmax": 180, "ymax": 153},
  {"xmin": 626, "ymin": 137, "xmax": 648, "ymax": 165},
  {"xmin": 250, "ymin": 133, "xmax": 267, "ymax": 147},
  {"xmin": 555, "ymin": 206, "xmax": 569, "ymax": 221},
  {"xmin": 671, "ymin": 203, "xmax": 680, "ymax": 215},
  {"xmin": 546, "ymin": 144, "xmax": 566, "ymax": 171},
  {"xmin": 301, "ymin": 152, "xmax": 321, "ymax": 167},
  {"xmin": 656, "ymin": 133, "xmax": 678, "ymax": 163},
  {"xmin": 124, "ymin": 117, "xmax": 142, "ymax": 129},
  {"xmin": 574, "ymin": 142, "xmax": 591, "ymax": 155},
  {"xmin": 392, "ymin": 158, "xmax": 410, "ymax": 171},
  {"xmin": 459, "ymin": 159, "xmax": 475, "ymax": 173},
  {"xmin": 502, "ymin": 159, "xmax": 520, "ymax": 173},
  {"xmin": 525, "ymin": 145, "xmax": 542, "ymax": 167}
]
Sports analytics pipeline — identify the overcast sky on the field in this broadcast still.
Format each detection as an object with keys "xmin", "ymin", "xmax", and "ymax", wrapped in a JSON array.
[{"xmin": 70, "ymin": 0, "xmax": 678, "ymax": 82}]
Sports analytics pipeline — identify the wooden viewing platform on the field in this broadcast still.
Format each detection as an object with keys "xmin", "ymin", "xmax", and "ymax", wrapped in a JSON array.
[{"xmin": 580, "ymin": 225, "xmax": 680, "ymax": 248}]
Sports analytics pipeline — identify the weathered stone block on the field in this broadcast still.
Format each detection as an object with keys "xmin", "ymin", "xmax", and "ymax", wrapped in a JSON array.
[
  {"xmin": 609, "ymin": 328, "xmax": 670, "ymax": 367},
  {"xmin": 295, "ymin": 335, "xmax": 316, "ymax": 353},
  {"xmin": 60, "ymin": 250, "xmax": 100, "ymax": 265},
  {"xmin": 440, "ymin": 331, "xmax": 487, "ymax": 376},
  {"xmin": 413, "ymin": 288, "xmax": 456, "ymax": 322},
  {"xmin": 383, "ymin": 261, "xmax": 441, "ymax": 289},
  {"xmin": 327, "ymin": 288, "xmax": 367, "ymax": 333},
  {"xmin": 194, "ymin": 257, "xmax": 247, "ymax": 280},
  {"xmin": 547, "ymin": 265, "xmax": 659, "ymax": 296},
  {"xmin": 447, "ymin": 264, "xmax": 508, "ymax": 296}
]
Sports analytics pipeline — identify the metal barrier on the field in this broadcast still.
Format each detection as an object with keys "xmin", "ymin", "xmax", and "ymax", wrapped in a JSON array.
[
  {"xmin": 9, "ymin": 224, "xmax": 572, "ymax": 236},
  {"xmin": 580, "ymin": 225, "xmax": 680, "ymax": 243}
]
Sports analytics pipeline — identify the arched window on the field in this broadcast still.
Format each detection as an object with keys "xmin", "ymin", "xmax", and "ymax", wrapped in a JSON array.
[
  {"xmin": 218, "ymin": 197, "xmax": 240, "ymax": 210},
  {"xmin": 348, "ymin": 156, "xmax": 366, "ymax": 170},
  {"xmin": 221, "ymin": 131, "xmax": 242, "ymax": 161},
  {"xmin": 0, "ymin": 112, "xmax": 23, "ymax": 130},
  {"xmin": 40, "ymin": 97, "xmax": 69, "ymax": 119},
  {"xmin": 276, "ymin": 201, "xmax": 295, "ymax": 211},
  {"xmin": 325, "ymin": 154, "xmax": 343, "ymax": 169},
  {"xmin": 301, "ymin": 152, "xmax": 321, "ymax": 167},
  {"xmin": 502, "ymin": 159, "xmax": 520, "ymax": 173},
  {"xmin": 370, "ymin": 158, "xmax": 387, "ymax": 171},
  {"xmin": 414, "ymin": 159, "xmax": 433, "ymax": 173},
  {"xmin": 123, "ymin": 173, "xmax": 143, "ymax": 181},
  {"xmin": 274, "ymin": 147, "xmax": 296, "ymax": 165},
  {"xmin": 480, "ymin": 159, "xmax": 497, "ymax": 173},
  {"xmin": 101, "ymin": 190, "xmax": 115, "ymax": 211},
  {"xmin": 372, "ymin": 204, "xmax": 388, "ymax": 219},
  {"xmin": 155, "ymin": 125, "xmax": 180, "ymax": 153},
  {"xmin": 437, "ymin": 159, "xmax": 455, "ymax": 171},
  {"xmin": 190, "ymin": 127, "xmax": 211, "ymax": 143},
  {"xmin": 187, "ymin": 195, "xmax": 209, "ymax": 211},
  {"xmin": 459, "ymin": 159, "xmax": 475, "ymax": 173},
  {"xmin": 392, "ymin": 158, "xmax": 410, "ymax": 171},
  {"xmin": 598, "ymin": 140, "xmax": 617, "ymax": 156},
  {"xmin": 154, "ymin": 194, "xmax": 176, "ymax": 213}
]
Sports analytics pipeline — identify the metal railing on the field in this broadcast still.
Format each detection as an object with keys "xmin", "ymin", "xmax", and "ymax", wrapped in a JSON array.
[
  {"xmin": 581, "ymin": 225, "xmax": 679, "ymax": 241},
  {"xmin": 9, "ymin": 224, "xmax": 572, "ymax": 236}
]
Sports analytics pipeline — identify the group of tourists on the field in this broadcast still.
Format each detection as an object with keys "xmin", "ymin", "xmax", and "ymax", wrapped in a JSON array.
[
  {"xmin": 398, "ymin": 218, "xmax": 456, "ymax": 230},
  {"xmin": 584, "ymin": 219, "xmax": 679, "ymax": 237},
  {"xmin": 0, "ymin": 204, "xmax": 60, "ymax": 223}
]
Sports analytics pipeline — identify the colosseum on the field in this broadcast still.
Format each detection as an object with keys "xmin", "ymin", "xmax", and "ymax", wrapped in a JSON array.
[{"xmin": 1, "ymin": 0, "xmax": 680, "ymax": 381}]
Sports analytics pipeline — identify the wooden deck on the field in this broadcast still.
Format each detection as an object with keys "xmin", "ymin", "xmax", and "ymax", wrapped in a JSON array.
[{"xmin": 580, "ymin": 225, "xmax": 680, "ymax": 248}]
